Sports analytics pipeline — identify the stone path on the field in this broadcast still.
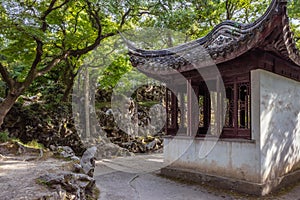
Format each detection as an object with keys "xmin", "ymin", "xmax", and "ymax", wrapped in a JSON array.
[{"xmin": 94, "ymin": 154, "xmax": 300, "ymax": 200}]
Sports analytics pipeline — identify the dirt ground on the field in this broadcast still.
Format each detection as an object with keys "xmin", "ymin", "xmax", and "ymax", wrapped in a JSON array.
[
  {"xmin": 1, "ymin": 151, "xmax": 300, "ymax": 200},
  {"xmin": 0, "ymin": 141, "xmax": 76, "ymax": 200},
  {"xmin": 0, "ymin": 155, "xmax": 74, "ymax": 200}
]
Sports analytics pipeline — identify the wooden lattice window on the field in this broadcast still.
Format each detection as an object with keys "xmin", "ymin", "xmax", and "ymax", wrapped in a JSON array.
[
  {"xmin": 238, "ymin": 82, "xmax": 250, "ymax": 129},
  {"xmin": 196, "ymin": 79, "xmax": 251, "ymax": 139},
  {"xmin": 225, "ymin": 84, "xmax": 234, "ymax": 128},
  {"xmin": 165, "ymin": 79, "xmax": 251, "ymax": 139},
  {"xmin": 223, "ymin": 80, "xmax": 251, "ymax": 139},
  {"xmin": 199, "ymin": 95, "xmax": 205, "ymax": 127},
  {"xmin": 165, "ymin": 89, "xmax": 178, "ymax": 135},
  {"xmin": 197, "ymin": 83, "xmax": 210, "ymax": 135}
]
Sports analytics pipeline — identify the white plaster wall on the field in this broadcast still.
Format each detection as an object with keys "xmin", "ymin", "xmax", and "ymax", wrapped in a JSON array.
[
  {"xmin": 255, "ymin": 69, "xmax": 300, "ymax": 182},
  {"xmin": 164, "ymin": 137, "xmax": 261, "ymax": 182},
  {"xmin": 163, "ymin": 70, "xmax": 263, "ymax": 183},
  {"xmin": 164, "ymin": 69, "xmax": 300, "ymax": 184}
]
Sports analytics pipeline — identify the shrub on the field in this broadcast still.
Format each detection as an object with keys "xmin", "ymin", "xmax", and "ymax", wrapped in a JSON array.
[
  {"xmin": 0, "ymin": 131, "xmax": 9, "ymax": 143},
  {"xmin": 26, "ymin": 140, "xmax": 44, "ymax": 149}
]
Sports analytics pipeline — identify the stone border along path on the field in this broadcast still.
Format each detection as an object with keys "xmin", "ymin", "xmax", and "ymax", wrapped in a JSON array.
[{"xmin": 94, "ymin": 153, "xmax": 300, "ymax": 200}]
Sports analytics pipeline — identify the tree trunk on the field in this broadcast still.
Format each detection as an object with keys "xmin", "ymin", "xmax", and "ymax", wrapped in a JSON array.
[
  {"xmin": 0, "ymin": 93, "xmax": 20, "ymax": 127},
  {"xmin": 84, "ymin": 66, "xmax": 90, "ymax": 139},
  {"xmin": 62, "ymin": 75, "xmax": 75, "ymax": 102}
]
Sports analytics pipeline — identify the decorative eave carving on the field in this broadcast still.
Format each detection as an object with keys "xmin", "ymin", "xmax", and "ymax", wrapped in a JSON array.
[
  {"xmin": 282, "ymin": 12, "xmax": 300, "ymax": 66},
  {"xmin": 127, "ymin": 0, "xmax": 300, "ymax": 74}
]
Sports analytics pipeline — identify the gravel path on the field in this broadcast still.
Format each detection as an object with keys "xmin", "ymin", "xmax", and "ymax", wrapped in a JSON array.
[{"xmin": 94, "ymin": 154, "xmax": 300, "ymax": 200}]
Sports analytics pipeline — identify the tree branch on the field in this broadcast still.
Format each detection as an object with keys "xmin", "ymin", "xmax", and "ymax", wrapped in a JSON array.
[
  {"xmin": 119, "ymin": 8, "xmax": 132, "ymax": 29},
  {"xmin": 40, "ymin": 0, "xmax": 70, "ymax": 31},
  {"xmin": 86, "ymin": 1, "xmax": 101, "ymax": 32},
  {"xmin": 25, "ymin": 0, "xmax": 71, "ymax": 87},
  {"xmin": 31, "ymin": 37, "xmax": 44, "ymax": 69},
  {"xmin": 37, "ymin": 52, "xmax": 70, "ymax": 77},
  {"xmin": 0, "ymin": 63, "xmax": 14, "ymax": 90},
  {"xmin": 73, "ymin": 6, "xmax": 86, "ymax": 34},
  {"xmin": 69, "ymin": 0, "xmax": 104, "ymax": 57},
  {"xmin": 22, "ymin": 34, "xmax": 44, "ymax": 89},
  {"xmin": 158, "ymin": 0, "xmax": 170, "ymax": 13}
]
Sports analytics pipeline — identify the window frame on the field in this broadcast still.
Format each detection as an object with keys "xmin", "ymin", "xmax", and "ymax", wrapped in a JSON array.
[
  {"xmin": 165, "ymin": 75, "xmax": 251, "ymax": 139},
  {"xmin": 196, "ymin": 78, "xmax": 251, "ymax": 139},
  {"xmin": 222, "ymin": 78, "xmax": 251, "ymax": 139}
]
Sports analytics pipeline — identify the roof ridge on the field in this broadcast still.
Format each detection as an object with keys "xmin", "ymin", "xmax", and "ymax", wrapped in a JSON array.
[
  {"xmin": 127, "ymin": 0, "xmax": 284, "ymax": 57},
  {"xmin": 127, "ymin": 0, "xmax": 300, "ymax": 73}
]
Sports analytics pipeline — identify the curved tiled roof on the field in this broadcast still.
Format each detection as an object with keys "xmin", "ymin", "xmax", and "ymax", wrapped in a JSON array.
[{"xmin": 127, "ymin": 0, "xmax": 300, "ymax": 74}]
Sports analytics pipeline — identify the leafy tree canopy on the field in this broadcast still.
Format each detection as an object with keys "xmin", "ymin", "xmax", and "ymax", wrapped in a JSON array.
[{"xmin": 0, "ymin": 0, "xmax": 299, "ymax": 126}]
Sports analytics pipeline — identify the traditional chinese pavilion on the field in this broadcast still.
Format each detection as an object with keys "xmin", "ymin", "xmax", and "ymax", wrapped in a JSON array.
[{"xmin": 128, "ymin": 0, "xmax": 300, "ymax": 195}]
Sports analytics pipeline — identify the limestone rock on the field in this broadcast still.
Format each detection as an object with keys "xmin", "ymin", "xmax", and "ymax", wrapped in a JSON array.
[
  {"xmin": 80, "ymin": 146, "xmax": 97, "ymax": 177},
  {"xmin": 38, "ymin": 146, "xmax": 99, "ymax": 199},
  {"xmin": 58, "ymin": 146, "xmax": 75, "ymax": 158},
  {"xmin": 93, "ymin": 140, "xmax": 133, "ymax": 160},
  {"xmin": 39, "ymin": 172, "xmax": 95, "ymax": 200},
  {"xmin": 50, "ymin": 145, "xmax": 81, "ymax": 161},
  {"xmin": 1, "ymin": 102, "xmax": 86, "ymax": 156}
]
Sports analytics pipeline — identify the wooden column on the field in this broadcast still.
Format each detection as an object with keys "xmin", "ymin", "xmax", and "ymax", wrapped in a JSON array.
[
  {"xmin": 234, "ymin": 79, "xmax": 238, "ymax": 135},
  {"xmin": 187, "ymin": 79, "xmax": 192, "ymax": 136},
  {"xmin": 192, "ymin": 85, "xmax": 199, "ymax": 136},
  {"xmin": 165, "ymin": 88, "xmax": 178, "ymax": 136},
  {"xmin": 165, "ymin": 88, "xmax": 169, "ymax": 135},
  {"xmin": 180, "ymin": 92, "xmax": 185, "ymax": 128},
  {"xmin": 171, "ymin": 91, "xmax": 178, "ymax": 130},
  {"xmin": 216, "ymin": 76, "xmax": 223, "ymax": 136},
  {"xmin": 187, "ymin": 79, "xmax": 198, "ymax": 137}
]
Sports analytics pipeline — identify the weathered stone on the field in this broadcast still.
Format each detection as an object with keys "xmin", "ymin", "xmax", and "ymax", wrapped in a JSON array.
[
  {"xmin": 73, "ymin": 163, "xmax": 84, "ymax": 173},
  {"xmin": 1, "ymin": 102, "xmax": 86, "ymax": 156},
  {"xmin": 80, "ymin": 146, "xmax": 97, "ymax": 177},
  {"xmin": 39, "ymin": 174, "xmax": 65, "ymax": 186},
  {"xmin": 146, "ymin": 139, "xmax": 157, "ymax": 150},
  {"xmin": 49, "ymin": 145, "xmax": 56, "ymax": 151},
  {"xmin": 37, "ymin": 146, "xmax": 98, "ymax": 199},
  {"xmin": 2, "ymin": 86, "xmax": 165, "ymax": 161},
  {"xmin": 57, "ymin": 146, "xmax": 75, "ymax": 158},
  {"xmin": 92, "ymin": 140, "xmax": 133, "ymax": 159},
  {"xmin": 0, "ymin": 153, "xmax": 5, "ymax": 161},
  {"xmin": 53, "ymin": 185, "xmax": 68, "ymax": 200},
  {"xmin": 0, "ymin": 141, "xmax": 43, "ymax": 161},
  {"xmin": 71, "ymin": 155, "xmax": 80, "ymax": 162},
  {"xmin": 0, "ymin": 142, "xmax": 99, "ymax": 200},
  {"xmin": 39, "ymin": 172, "xmax": 96, "ymax": 200}
]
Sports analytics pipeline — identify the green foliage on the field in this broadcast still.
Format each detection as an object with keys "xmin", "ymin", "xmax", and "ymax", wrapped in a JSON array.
[
  {"xmin": 0, "ymin": 131, "xmax": 9, "ymax": 142},
  {"xmin": 26, "ymin": 140, "xmax": 45, "ymax": 149},
  {"xmin": 288, "ymin": 0, "xmax": 300, "ymax": 48},
  {"xmin": 133, "ymin": 0, "xmax": 273, "ymax": 41},
  {"xmin": 11, "ymin": 138, "xmax": 44, "ymax": 149},
  {"xmin": 0, "ymin": 0, "xmax": 139, "ymax": 103},
  {"xmin": 0, "ymin": 0, "xmax": 299, "ymax": 110},
  {"xmin": 35, "ymin": 178, "xmax": 50, "ymax": 186},
  {"xmin": 40, "ymin": 83, "xmax": 65, "ymax": 104},
  {"xmin": 98, "ymin": 55, "xmax": 132, "ymax": 89},
  {"xmin": 138, "ymin": 101, "xmax": 160, "ymax": 108},
  {"xmin": 95, "ymin": 102, "xmax": 111, "ymax": 109}
]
